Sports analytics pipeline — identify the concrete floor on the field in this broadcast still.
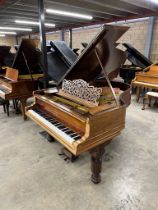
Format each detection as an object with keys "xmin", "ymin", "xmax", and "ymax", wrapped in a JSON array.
[{"xmin": 0, "ymin": 96, "xmax": 158, "ymax": 210}]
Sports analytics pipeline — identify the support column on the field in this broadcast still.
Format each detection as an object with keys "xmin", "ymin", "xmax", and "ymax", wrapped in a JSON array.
[
  {"xmin": 60, "ymin": 29, "xmax": 65, "ymax": 41},
  {"xmin": 15, "ymin": 36, "xmax": 18, "ymax": 45},
  {"xmin": 69, "ymin": 28, "xmax": 72, "ymax": 48},
  {"xmin": 38, "ymin": 0, "xmax": 48, "ymax": 88},
  {"xmin": 144, "ymin": 17, "xmax": 155, "ymax": 59}
]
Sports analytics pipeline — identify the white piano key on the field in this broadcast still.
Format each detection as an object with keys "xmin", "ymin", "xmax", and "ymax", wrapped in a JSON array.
[{"xmin": 0, "ymin": 90, "xmax": 5, "ymax": 95}]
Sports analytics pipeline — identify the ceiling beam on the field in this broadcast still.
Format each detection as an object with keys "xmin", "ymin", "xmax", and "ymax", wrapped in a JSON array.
[
  {"xmin": 45, "ymin": 0, "xmax": 130, "ymax": 17},
  {"xmin": 82, "ymin": 0, "xmax": 154, "ymax": 14}
]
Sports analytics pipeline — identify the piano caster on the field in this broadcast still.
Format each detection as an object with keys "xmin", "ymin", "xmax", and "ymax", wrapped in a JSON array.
[{"xmin": 90, "ymin": 143, "xmax": 105, "ymax": 184}]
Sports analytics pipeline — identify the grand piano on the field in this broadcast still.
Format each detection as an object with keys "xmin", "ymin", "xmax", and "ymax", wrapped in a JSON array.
[
  {"xmin": 0, "ymin": 39, "xmax": 43, "ymax": 119},
  {"xmin": 0, "ymin": 46, "xmax": 11, "ymax": 74},
  {"xmin": 26, "ymin": 25, "xmax": 131, "ymax": 184},
  {"xmin": 120, "ymin": 43, "xmax": 152, "ymax": 84},
  {"xmin": 132, "ymin": 65, "xmax": 158, "ymax": 102}
]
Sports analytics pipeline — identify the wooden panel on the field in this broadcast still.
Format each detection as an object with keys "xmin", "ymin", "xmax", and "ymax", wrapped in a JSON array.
[
  {"xmin": 147, "ymin": 66, "xmax": 158, "ymax": 74},
  {"xmin": 5, "ymin": 68, "xmax": 18, "ymax": 81},
  {"xmin": 135, "ymin": 75, "xmax": 158, "ymax": 84},
  {"xmin": 132, "ymin": 81, "xmax": 158, "ymax": 89},
  {"xmin": 88, "ymin": 107, "xmax": 125, "ymax": 138}
]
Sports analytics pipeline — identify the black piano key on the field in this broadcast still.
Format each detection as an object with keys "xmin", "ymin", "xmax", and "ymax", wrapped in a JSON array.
[
  {"xmin": 49, "ymin": 119, "xmax": 58, "ymax": 123},
  {"xmin": 73, "ymin": 135, "xmax": 81, "ymax": 140},
  {"xmin": 55, "ymin": 124, "xmax": 64, "ymax": 128},
  {"xmin": 53, "ymin": 122, "xmax": 61, "ymax": 126},
  {"xmin": 70, "ymin": 133, "xmax": 78, "ymax": 137},
  {"xmin": 65, "ymin": 130, "xmax": 75, "ymax": 135}
]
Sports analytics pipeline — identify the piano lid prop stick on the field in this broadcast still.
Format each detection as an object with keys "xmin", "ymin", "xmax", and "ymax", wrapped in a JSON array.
[
  {"xmin": 22, "ymin": 50, "xmax": 33, "ymax": 81},
  {"xmin": 94, "ymin": 49, "xmax": 119, "ymax": 106}
]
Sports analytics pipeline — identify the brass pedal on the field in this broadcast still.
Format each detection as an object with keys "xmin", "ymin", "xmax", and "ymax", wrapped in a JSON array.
[{"xmin": 59, "ymin": 147, "xmax": 78, "ymax": 163}]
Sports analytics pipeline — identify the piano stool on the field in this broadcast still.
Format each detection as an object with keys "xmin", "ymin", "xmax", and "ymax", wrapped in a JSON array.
[
  {"xmin": 142, "ymin": 91, "xmax": 158, "ymax": 110},
  {"xmin": 0, "ymin": 98, "xmax": 10, "ymax": 116}
]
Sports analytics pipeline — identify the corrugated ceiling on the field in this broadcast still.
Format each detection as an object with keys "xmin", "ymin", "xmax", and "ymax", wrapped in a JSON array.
[{"xmin": 0, "ymin": 0, "xmax": 158, "ymax": 35}]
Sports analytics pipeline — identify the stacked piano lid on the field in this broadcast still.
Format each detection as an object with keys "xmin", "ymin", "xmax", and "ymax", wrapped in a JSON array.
[
  {"xmin": 47, "ymin": 41, "xmax": 77, "ymax": 85},
  {"xmin": 50, "ymin": 41, "xmax": 77, "ymax": 66}
]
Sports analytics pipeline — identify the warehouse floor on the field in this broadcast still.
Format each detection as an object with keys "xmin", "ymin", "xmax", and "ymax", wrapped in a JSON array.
[{"xmin": 0, "ymin": 96, "xmax": 158, "ymax": 210}]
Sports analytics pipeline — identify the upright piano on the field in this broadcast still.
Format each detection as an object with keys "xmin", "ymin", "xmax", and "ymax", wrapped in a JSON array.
[
  {"xmin": 120, "ymin": 43, "xmax": 152, "ymax": 84},
  {"xmin": 26, "ymin": 25, "xmax": 131, "ymax": 184},
  {"xmin": 0, "ymin": 39, "xmax": 43, "ymax": 119}
]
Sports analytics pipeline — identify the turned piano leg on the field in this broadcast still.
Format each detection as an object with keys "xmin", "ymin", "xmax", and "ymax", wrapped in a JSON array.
[
  {"xmin": 20, "ymin": 98, "xmax": 27, "ymax": 120},
  {"xmin": 90, "ymin": 143, "xmax": 105, "ymax": 184},
  {"xmin": 142, "ymin": 94, "xmax": 148, "ymax": 110},
  {"xmin": 136, "ymin": 87, "xmax": 141, "ymax": 102}
]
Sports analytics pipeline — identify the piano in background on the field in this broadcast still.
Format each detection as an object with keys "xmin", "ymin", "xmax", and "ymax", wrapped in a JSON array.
[
  {"xmin": 132, "ymin": 64, "xmax": 158, "ymax": 102},
  {"xmin": 46, "ymin": 41, "xmax": 77, "ymax": 86},
  {"xmin": 120, "ymin": 43, "xmax": 152, "ymax": 84},
  {"xmin": 26, "ymin": 25, "xmax": 131, "ymax": 184},
  {"xmin": 0, "ymin": 46, "xmax": 11, "ymax": 73},
  {"xmin": 0, "ymin": 39, "xmax": 43, "ymax": 119}
]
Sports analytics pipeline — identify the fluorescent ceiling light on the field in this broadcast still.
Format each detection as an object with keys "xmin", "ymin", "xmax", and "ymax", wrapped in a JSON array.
[
  {"xmin": 0, "ymin": 27, "xmax": 32, "ymax": 31},
  {"xmin": 46, "ymin": 9, "xmax": 93, "ymax": 20},
  {"xmin": 0, "ymin": 31, "xmax": 16, "ymax": 35},
  {"xmin": 15, "ymin": 20, "xmax": 55, "ymax": 27},
  {"xmin": 0, "ymin": 34, "xmax": 5, "ymax": 37},
  {"xmin": 45, "ymin": 23, "xmax": 56, "ymax": 27},
  {"xmin": 150, "ymin": 0, "xmax": 158, "ymax": 3}
]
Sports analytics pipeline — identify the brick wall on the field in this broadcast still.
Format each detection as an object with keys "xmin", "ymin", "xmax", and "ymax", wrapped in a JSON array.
[
  {"xmin": 150, "ymin": 19, "xmax": 158, "ymax": 62},
  {"xmin": 0, "ymin": 36, "xmax": 16, "ymax": 53},
  {"xmin": 117, "ymin": 21, "xmax": 148, "ymax": 55},
  {"xmin": 46, "ymin": 32, "xmax": 60, "ymax": 42},
  {"xmin": 2, "ymin": 18, "xmax": 158, "ymax": 62},
  {"xmin": 48, "ymin": 21, "xmax": 150, "ymax": 61}
]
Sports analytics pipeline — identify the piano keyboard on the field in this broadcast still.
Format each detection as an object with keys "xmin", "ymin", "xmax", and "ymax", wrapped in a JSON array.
[
  {"xmin": 0, "ymin": 86, "xmax": 10, "ymax": 95},
  {"xmin": 27, "ymin": 107, "xmax": 81, "ymax": 144}
]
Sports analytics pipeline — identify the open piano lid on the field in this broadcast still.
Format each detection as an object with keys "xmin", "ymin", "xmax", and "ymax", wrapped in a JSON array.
[
  {"xmin": 55, "ymin": 25, "xmax": 129, "ymax": 85},
  {"xmin": 50, "ymin": 41, "xmax": 77, "ymax": 66},
  {"xmin": 12, "ymin": 39, "xmax": 42, "ymax": 75},
  {"xmin": 123, "ymin": 43, "xmax": 152, "ymax": 68},
  {"xmin": 0, "ymin": 46, "xmax": 11, "ymax": 66}
]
